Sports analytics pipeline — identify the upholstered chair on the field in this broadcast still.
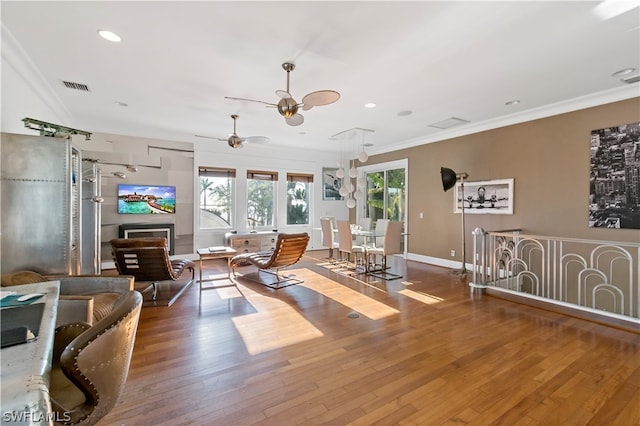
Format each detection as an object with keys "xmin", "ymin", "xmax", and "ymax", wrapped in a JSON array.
[{"xmin": 49, "ymin": 290, "xmax": 143, "ymax": 425}]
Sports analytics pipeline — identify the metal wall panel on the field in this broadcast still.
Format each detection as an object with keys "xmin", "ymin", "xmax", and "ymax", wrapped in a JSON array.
[{"xmin": 0, "ymin": 133, "xmax": 96, "ymax": 275}]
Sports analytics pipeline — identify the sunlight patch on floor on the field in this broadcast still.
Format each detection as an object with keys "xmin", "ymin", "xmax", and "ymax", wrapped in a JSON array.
[
  {"xmin": 200, "ymin": 275, "xmax": 242, "ymax": 300},
  {"xmin": 231, "ymin": 285, "xmax": 324, "ymax": 355},
  {"xmin": 398, "ymin": 288, "xmax": 444, "ymax": 305},
  {"xmin": 297, "ymin": 269, "xmax": 400, "ymax": 320}
]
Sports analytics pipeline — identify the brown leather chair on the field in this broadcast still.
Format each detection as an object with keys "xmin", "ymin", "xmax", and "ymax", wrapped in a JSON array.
[
  {"xmin": 49, "ymin": 290, "xmax": 143, "ymax": 426},
  {"xmin": 110, "ymin": 237, "xmax": 195, "ymax": 306},
  {"xmin": 230, "ymin": 233, "xmax": 310, "ymax": 288}
]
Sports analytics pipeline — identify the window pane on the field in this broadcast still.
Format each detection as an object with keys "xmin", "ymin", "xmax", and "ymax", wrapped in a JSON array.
[
  {"xmin": 366, "ymin": 171, "xmax": 385, "ymax": 222},
  {"xmin": 247, "ymin": 179, "xmax": 275, "ymax": 228},
  {"xmin": 199, "ymin": 173, "xmax": 234, "ymax": 229},
  {"xmin": 287, "ymin": 181, "xmax": 310, "ymax": 225},
  {"xmin": 386, "ymin": 168, "xmax": 406, "ymax": 222}
]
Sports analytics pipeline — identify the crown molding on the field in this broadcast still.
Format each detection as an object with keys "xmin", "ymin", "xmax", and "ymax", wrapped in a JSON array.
[{"xmin": 374, "ymin": 85, "xmax": 639, "ymax": 155}]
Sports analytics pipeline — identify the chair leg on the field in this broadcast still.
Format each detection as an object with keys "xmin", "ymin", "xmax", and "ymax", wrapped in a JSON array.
[{"xmin": 151, "ymin": 282, "xmax": 158, "ymax": 300}]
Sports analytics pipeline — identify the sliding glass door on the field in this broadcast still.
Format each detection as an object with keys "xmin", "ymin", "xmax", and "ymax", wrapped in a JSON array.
[{"xmin": 359, "ymin": 159, "xmax": 407, "ymax": 224}]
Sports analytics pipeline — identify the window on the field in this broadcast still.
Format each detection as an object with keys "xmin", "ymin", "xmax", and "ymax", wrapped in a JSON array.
[
  {"xmin": 247, "ymin": 170, "xmax": 277, "ymax": 229},
  {"xmin": 199, "ymin": 167, "xmax": 235, "ymax": 230},
  {"xmin": 286, "ymin": 173, "xmax": 313, "ymax": 225},
  {"xmin": 362, "ymin": 163, "xmax": 406, "ymax": 223}
]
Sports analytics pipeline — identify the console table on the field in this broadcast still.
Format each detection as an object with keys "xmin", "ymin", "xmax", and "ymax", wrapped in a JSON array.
[{"xmin": 224, "ymin": 231, "xmax": 278, "ymax": 254}]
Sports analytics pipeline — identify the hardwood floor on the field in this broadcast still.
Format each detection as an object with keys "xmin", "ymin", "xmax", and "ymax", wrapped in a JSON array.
[{"xmin": 100, "ymin": 251, "xmax": 640, "ymax": 426}]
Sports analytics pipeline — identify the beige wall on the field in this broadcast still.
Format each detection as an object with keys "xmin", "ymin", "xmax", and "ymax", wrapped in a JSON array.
[{"xmin": 367, "ymin": 98, "xmax": 640, "ymax": 262}]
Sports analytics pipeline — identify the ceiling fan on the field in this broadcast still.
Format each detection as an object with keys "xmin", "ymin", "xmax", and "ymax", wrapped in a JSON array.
[
  {"xmin": 195, "ymin": 114, "xmax": 269, "ymax": 149},
  {"xmin": 225, "ymin": 62, "xmax": 340, "ymax": 126}
]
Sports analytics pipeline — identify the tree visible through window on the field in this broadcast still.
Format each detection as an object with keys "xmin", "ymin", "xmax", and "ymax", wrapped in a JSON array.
[
  {"xmin": 286, "ymin": 173, "xmax": 313, "ymax": 225},
  {"xmin": 247, "ymin": 170, "xmax": 277, "ymax": 229},
  {"xmin": 199, "ymin": 167, "xmax": 235, "ymax": 229},
  {"xmin": 365, "ymin": 167, "xmax": 405, "ymax": 222}
]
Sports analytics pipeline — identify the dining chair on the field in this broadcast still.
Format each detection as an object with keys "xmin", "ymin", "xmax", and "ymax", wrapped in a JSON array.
[
  {"xmin": 366, "ymin": 220, "xmax": 404, "ymax": 279},
  {"xmin": 320, "ymin": 217, "xmax": 339, "ymax": 262},
  {"xmin": 336, "ymin": 220, "xmax": 365, "ymax": 268},
  {"xmin": 373, "ymin": 219, "xmax": 389, "ymax": 248},
  {"xmin": 354, "ymin": 217, "xmax": 372, "ymax": 246}
]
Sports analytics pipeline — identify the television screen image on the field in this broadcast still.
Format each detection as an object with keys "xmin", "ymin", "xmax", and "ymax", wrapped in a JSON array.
[{"xmin": 117, "ymin": 184, "xmax": 176, "ymax": 214}]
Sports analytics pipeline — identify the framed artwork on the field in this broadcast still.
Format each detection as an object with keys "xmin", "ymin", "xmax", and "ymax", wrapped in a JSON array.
[
  {"xmin": 589, "ymin": 122, "xmax": 640, "ymax": 229},
  {"xmin": 322, "ymin": 167, "xmax": 343, "ymax": 200},
  {"xmin": 454, "ymin": 178, "xmax": 514, "ymax": 214}
]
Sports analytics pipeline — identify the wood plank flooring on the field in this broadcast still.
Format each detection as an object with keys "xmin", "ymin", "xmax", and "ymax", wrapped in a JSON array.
[{"xmin": 100, "ymin": 251, "xmax": 640, "ymax": 426}]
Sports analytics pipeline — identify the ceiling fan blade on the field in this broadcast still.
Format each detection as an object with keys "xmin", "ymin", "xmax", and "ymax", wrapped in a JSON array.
[
  {"xmin": 194, "ymin": 134, "xmax": 225, "ymax": 141},
  {"xmin": 301, "ymin": 104, "xmax": 314, "ymax": 111},
  {"xmin": 286, "ymin": 114, "xmax": 304, "ymax": 126},
  {"xmin": 301, "ymin": 90, "xmax": 341, "ymax": 107},
  {"xmin": 244, "ymin": 136, "xmax": 270, "ymax": 144},
  {"xmin": 276, "ymin": 90, "xmax": 291, "ymax": 99},
  {"xmin": 224, "ymin": 96, "xmax": 277, "ymax": 107}
]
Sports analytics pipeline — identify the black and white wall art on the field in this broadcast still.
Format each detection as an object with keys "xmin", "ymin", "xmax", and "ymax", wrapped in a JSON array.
[
  {"xmin": 589, "ymin": 122, "xmax": 640, "ymax": 229},
  {"xmin": 453, "ymin": 178, "xmax": 514, "ymax": 215}
]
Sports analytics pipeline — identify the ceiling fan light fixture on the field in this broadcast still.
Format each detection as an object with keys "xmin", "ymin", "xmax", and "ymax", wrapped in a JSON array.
[
  {"xmin": 227, "ymin": 62, "xmax": 339, "ymax": 127},
  {"xmin": 277, "ymin": 97, "xmax": 299, "ymax": 118},
  {"xmin": 228, "ymin": 134, "xmax": 243, "ymax": 149}
]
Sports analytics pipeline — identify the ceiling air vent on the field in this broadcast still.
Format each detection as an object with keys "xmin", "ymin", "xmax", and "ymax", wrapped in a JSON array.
[
  {"xmin": 62, "ymin": 80, "xmax": 90, "ymax": 91},
  {"xmin": 428, "ymin": 117, "xmax": 469, "ymax": 130},
  {"xmin": 621, "ymin": 75, "xmax": 640, "ymax": 84}
]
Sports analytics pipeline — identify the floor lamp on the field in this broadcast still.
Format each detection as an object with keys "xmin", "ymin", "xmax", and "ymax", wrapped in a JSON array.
[{"xmin": 441, "ymin": 167, "xmax": 469, "ymax": 275}]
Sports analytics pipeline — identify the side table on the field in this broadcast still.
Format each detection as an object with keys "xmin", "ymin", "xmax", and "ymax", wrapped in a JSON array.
[{"xmin": 196, "ymin": 247, "xmax": 238, "ymax": 300}]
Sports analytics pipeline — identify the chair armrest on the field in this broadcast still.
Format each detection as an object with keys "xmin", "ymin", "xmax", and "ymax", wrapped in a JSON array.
[
  {"xmin": 46, "ymin": 275, "xmax": 135, "ymax": 295},
  {"xmin": 57, "ymin": 296, "xmax": 94, "ymax": 327}
]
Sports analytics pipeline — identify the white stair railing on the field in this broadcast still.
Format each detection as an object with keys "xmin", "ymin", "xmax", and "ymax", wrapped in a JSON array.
[{"xmin": 471, "ymin": 228, "xmax": 640, "ymax": 321}]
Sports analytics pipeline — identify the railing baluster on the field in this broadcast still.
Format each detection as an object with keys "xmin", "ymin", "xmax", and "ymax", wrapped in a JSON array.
[{"xmin": 475, "ymin": 230, "xmax": 639, "ymax": 322}]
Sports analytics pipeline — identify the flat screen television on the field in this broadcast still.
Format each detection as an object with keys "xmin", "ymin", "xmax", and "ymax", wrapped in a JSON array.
[{"xmin": 117, "ymin": 184, "xmax": 176, "ymax": 214}]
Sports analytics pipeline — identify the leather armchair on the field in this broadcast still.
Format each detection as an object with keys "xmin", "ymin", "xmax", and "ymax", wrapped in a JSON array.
[{"xmin": 50, "ymin": 291, "xmax": 143, "ymax": 425}]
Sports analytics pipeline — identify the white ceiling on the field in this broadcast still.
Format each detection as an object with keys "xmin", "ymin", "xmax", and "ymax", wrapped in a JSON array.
[{"xmin": 2, "ymin": 1, "xmax": 639, "ymax": 154}]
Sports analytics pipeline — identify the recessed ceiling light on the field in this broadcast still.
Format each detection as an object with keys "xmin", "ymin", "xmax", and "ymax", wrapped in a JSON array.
[
  {"xmin": 611, "ymin": 67, "xmax": 636, "ymax": 77},
  {"xmin": 397, "ymin": 110, "xmax": 412, "ymax": 117},
  {"xmin": 364, "ymin": 103, "xmax": 376, "ymax": 108},
  {"xmin": 98, "ymin": 29, "xmax": 122, "ymax": 42}
]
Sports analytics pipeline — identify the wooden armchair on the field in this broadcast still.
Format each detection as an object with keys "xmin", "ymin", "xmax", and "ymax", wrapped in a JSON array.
[
  {"xmin": 230, "ymin": 233, "xmax": 310, "ymax": 288},
  {"xmin": 49, "ymin": 290, "xmax": 143, "ymax": 425},
  {"xmin": 110, "ymin": 237, "xmax": 195, "ymax": 307}
]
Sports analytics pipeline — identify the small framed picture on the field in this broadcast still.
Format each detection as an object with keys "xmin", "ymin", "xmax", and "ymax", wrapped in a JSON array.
[{"xmin": 322, "ymin": 167, "xmax": 343, "ymax": 200}]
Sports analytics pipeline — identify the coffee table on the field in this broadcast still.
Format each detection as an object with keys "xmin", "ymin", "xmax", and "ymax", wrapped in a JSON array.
[{"xmin": 196, "ymin": 247, "xmax": 237, "ymax": 298}]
